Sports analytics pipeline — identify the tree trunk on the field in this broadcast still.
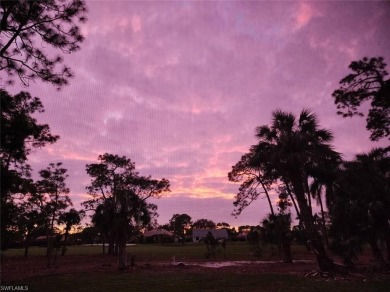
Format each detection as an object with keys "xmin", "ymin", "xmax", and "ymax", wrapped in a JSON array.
[
  {"xmin": 285, "ymin": 182, "xmax": 300, "ymax": 218},
  {"xmin": 61, "ymin": 229, "xmax": 70, "ymax": 256},
  {"xmin": 118, "ymin": 241, "xmax": 127, "ymax": 270},
  {"xmin": 48, "ymin": 196, "xmax": 58, "ymax": 268},
  {"xmin": 114, "ymin": 242, "xmax": 119, "ymax": 255},
  {"xmin": 47, "ymin": 235, "xmax": 53, "ymax": 268},
  {"xmin": 290, "ymin": 177, "xmax": 334, "ymax": 272},
  {"xmin": 117, "ymin": 219, "xmax": 128, "ymax": 270},
  {"xmin": 306, "ymin": 190, "xmax": 313, "ymax": 217},
  {"xmin": 383, "ymin": 223, "xmax": 390, "ymax": 263},
  {"xmin": 24, "ymin": 233, "xmax": 30, "ymax": 257},
  {"xmin": 368, "ymin": 236, "xmax": 385, "ymax": 265},
  {"xmin": 108, "ymin": 231, "xmax": 114, "ymax": 255},
  {"xmin": 46, "ymin": 222, "xmax": 53, "ymax": 268},
  {"xmin": 260, "ymin": 181, "xmax": 274, "ymax": 216},
  {"xmin": 317, "ymin": 192, "xmax": 329, "ymax": 249},
  {"xmin": 310, "ymin": 238, "xmax": 335, "ymax": 272},
  {"xmin": 281, "ymin": 233, "xmax": 292, "ymax": 263}
]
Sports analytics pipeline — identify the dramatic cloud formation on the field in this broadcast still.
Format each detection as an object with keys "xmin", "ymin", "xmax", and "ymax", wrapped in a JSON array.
[{"xmin": 5, "ymin": 0, "xmax": 390, "ymax": 227}]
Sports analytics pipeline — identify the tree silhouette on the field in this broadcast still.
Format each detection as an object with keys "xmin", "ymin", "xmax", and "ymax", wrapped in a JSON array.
[
  {"xmin": 332, "ymin": 57, "xmax": 389, "ymax": 141},
  {"xmin": 83, "ymin": 153, "xmax": 170, "ymax": 270},
  {"xmin": 0, "ymin": 0, "xmax": 87, "ymax": 88},
  {"xmin": 169, "ymin": 213, "xmax": 192, "ymax": 243},
  {"xmin": 329, "ymin": 147, "xmax": 390, "ymax": 266},
  {"xmin": 0, "ymin": 90, "xmax": 59, "ymax": 170},
  {"xmin": 18, "ymin": 207, "xmax": 45, "ymax": 257},
  {"xmin": 192, "ymin": 219, "xmax": 216, "ymax": 230},
  {"xmin": 309, "ymin": 157, "xmax": 342, "ymax": 248},
  {"xmin": 0, "ymin": 89, "xmax": 58, "ymax": 250},
  {"xmin": 216, "ymin": 222, "xmax": 230, "ymax": 228},
  {"xmin": 58, "ymin": 208, "xmax": 83, "ymax": 256},
  {"xmin": 253, "ymin": 109, "xmax": 340, "ymax": 272},
  {"xmin": 91, "ymin": 200, "xmax": 113, "ymax": 254},
  {"xmin": 204, "ymin": 231, "xmax": 219, "ymax": 259},
  {"xmin": 229, "ymin": 148, "xmax": 276, "ymax": 217},
  {"xmin": 246, "ymin": 226, "xmax": 264, "ymax": 258},
  {"xmin": 36, "ymin": 162, "xmax": 72, "ymax": 268},
  {"xmin": 115, "ymin": 189, "xmax": 157, "ymax": 270}
]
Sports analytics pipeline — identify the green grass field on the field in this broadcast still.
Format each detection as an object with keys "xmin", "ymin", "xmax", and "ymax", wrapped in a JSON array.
[
  {"xmin": 3, "ymin": 242, "xmax": 315, "ymax": 261},
  {"xmin": 2, "ymin": 243, "xmax": 389, "ymax": 291}
]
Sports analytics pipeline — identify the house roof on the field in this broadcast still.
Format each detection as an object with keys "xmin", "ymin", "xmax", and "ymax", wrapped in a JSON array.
[
  {"xmin": 237, "ymin": 231, "xmax": 249, "ymax": 238},
  {"xmin": 33, "ymin": 236, "xmax": 47, "ymax": 241},
  {"xmin": 192, "ymin": 229, "xmax": 228, "ymax": 238},
  {"xmin": 143, "ymin": 229, "xmax": 173, "ymax": 237}
]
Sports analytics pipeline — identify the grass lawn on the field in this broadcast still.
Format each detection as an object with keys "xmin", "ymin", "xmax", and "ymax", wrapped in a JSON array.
[
  {"xmin": 7, "ymin": 270, "xmax": 390, "ymax": 292},
  {"xmin": 3, "ymin": 242, "xmax": 315, "ymax": 261},
  {"xmin": 2, "ymin": 243, "xmax": 389, "ymax": 291}
]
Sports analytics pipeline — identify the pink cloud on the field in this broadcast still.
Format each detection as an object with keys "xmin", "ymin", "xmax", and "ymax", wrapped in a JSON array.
[
  {"xmin": 294, "ymin": 2, "xmax": 319, "ymax": 30},
  {"xmin": 6, "ymin": 0, "xmax": 390, "ymax": 227}
]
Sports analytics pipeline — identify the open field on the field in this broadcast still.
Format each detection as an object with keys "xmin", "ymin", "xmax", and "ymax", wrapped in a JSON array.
[
  {"xmin": 4, "ymin": 269, "xmax": 390, "ymax": 292},
  {"xmin": 2, "ymin": 243, "xmax": 390, "ymax": 291},
  {"xmin": 2, "ymin": 242, "xmax": 316, "ymax": 261}
]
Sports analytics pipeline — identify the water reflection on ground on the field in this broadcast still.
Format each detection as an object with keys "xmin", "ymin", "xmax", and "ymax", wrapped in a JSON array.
[{"xmin": 171, "ymin": 260, "xmax": 315, "ymax": 268}]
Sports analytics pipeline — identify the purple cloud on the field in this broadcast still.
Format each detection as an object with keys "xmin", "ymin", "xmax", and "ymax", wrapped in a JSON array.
[{"xmin": 5, "ymin": 0, "xmax": 390, "ymax": 227}]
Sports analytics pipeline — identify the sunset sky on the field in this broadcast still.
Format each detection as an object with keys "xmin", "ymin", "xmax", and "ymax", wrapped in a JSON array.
[{"xmin": 5, "ymin": 0, "xmax": 390, "ymax": 228}]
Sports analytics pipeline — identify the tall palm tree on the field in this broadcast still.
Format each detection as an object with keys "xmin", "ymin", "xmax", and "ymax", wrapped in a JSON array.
[{"xmin": 254, "ymin": 109, "xmax": 341, "ymax": 272}]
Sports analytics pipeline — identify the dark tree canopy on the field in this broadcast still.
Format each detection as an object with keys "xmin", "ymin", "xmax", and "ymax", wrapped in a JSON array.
[
  {"xmin": 35, "ymin": 162, "xmax": 72, "ymax": 217},
  {"xmin": 83, "ymin": 153, "xmax": 169, "ymax": 269},
  {"xmin": 332, "ymin": 57, "xmax": 390, "ymax": 141},
  {"xmin": 0, "ymin": 0, "xmax": 87, "ymax": 88},
  {"xmin": 1, "ymin": 89, "xmax": 58, "ymax": 250},
  {"xmin": 36, "ymin": 162, "xmax": 72, "ymax": 268},
  {"xmin": 249, "ymin": 109, "xmax": 339, "ymax": 272},
  {"xmin": 59, "ymin": 208, "xmax": 82, "ymax": 231},
  {"xmin": 58, "ymin": 208, "xmax": 83, "ymax": 255},
  {"xmin": 229, "ymin": 147, "xmax": 276, "ymax": 217},
  {"xmin": 192, "ymin": 218, "xmax": 216, "ymax": 230},
  {"xmin": 83, "ymin": 153, "xmax": 170, "ymax": 209},
  {"xmin": 216, "ymin": 222, "xmax": 230, "ymax": 228},
  {"xmin": 169, "ymin": 213, "xmax": 192, "ymax": 238},
  {"xmin": 0, "ymin": 89, "xmax": 59, "ymax": 170},
  {"xmin": 329, "ymin": 147, "xmax": 390, "ymax": 265}
]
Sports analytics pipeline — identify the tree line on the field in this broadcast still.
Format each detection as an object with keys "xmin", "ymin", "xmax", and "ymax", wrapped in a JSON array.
[
  {"xmin": 0, "ymin": 95, "xmax": 170, "ymax": 269},
  {"xmin": 229, "ymin": 57, "xmax": 389, "ymax": 272}
]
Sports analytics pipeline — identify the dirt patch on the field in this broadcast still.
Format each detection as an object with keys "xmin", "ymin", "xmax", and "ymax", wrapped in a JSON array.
[
  {"xmin": 1, "ymin": 254, "xmax": 118, "ymax": 282},
  {"xmin": 0, "ymin": 254, "xmax": 315, "ymax": 282}
]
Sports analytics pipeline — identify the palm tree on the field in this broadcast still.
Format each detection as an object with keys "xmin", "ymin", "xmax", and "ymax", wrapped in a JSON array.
[
  {"xmin": 254, "ymin": 109, "xmax": 341, "ymax": 272},
  {"xmin": 330, "ymin": 147, "xmax": 390, "ymax": 265},
  {"xmin": 115, "ymin": 189, "xmax": 157, "ymax": 270},
  {"xmin": 58, "ymin": 209, "xmax": 83, "ymax": 256},
  {"xmin": 309, "ymin": 157, "xmax": 342, "ymax": 248},
  {"xmin": 92, "ymin": 198, "xmax": 118, "ymax": 255}
]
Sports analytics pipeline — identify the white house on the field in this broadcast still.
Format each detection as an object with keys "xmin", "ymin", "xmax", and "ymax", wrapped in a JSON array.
[{"xmin": 192, "ymin": 229, "xmax": 229, "ymax": 243}]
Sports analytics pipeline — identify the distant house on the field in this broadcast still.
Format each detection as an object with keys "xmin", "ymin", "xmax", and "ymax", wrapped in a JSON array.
[
  {"xmin": 31, "ymin": 235, "xmax": 47, "ymax": 246},
  {"xmin": 192, "ymin": 229, "xmax": 229, "ymax": 243},
  {"xmin": 143, "ymin": 229, "xmax": 174, "ymax": 243},
  {"xmin": 237, "ymin": 231, "xmax": 249, "ymax": 241}
]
